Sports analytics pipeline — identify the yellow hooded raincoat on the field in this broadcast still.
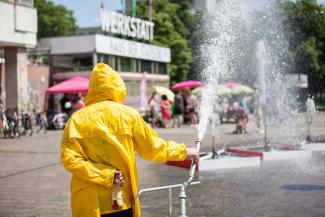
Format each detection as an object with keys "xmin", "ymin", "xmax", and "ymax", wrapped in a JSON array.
[{"xmin": 60, "ymin": 63, "xmax": 188, "ymax": 217}]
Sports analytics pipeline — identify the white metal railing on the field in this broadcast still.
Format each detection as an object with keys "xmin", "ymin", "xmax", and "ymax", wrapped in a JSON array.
[
  {"xmin": 137, "ymin": 140, "xmax": 202, "ymax": 217},
  {"xmin": 137, "ymin": 181, "xmax": 200, "ymax": 217}
]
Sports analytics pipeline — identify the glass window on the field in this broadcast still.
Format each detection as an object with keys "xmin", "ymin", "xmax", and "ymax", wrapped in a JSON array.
[
  {"xmin": 121, "ymin": 57, "xmax": 131, "ymax": 72},
  {"xmin": 125, "ymin": 81, "xmax": 139, "ymax": 96},
  {"xmin": 141, "ymin": 60, "xmax": 151, "ymax": 73},
  {"xmin": 158, "ymin": 62, "xmax": 167, "ymax": 74},
  {"xmin": 136, "ymin": 59, "xmax": 140, "ymax": 72},
  {"xmin": 73, "ymin": 56, "xmax": 93, "ymax": 71},
  {"xmin": 115, "ymin": 56, "xmax": 119, "ymax": 71},
  {"xmin": 97, "ymin": 54, "xmax": 110, "ymax": 65}
]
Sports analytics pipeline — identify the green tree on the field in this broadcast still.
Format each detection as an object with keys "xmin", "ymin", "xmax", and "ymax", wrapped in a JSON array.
[
  {"xmin": 34, "ymin": 0, "xmax": 78, "ymax": 38},
  {"xmin": 135, "ymin": 0, "xmax": 193, "ymax": 82},
  {"xmin": 281, "ymin": 0, "xmax": 325, "ymax": 94}
]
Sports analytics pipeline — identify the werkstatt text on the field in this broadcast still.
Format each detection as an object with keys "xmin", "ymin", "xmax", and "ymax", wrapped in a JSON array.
[{"xmin": 100, "ymin": 9, "xmax": 154, "ymax": 41}]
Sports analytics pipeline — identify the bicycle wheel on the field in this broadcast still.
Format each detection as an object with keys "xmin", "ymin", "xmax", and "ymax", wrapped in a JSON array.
[
  {"xmin": 36, "ymin": 125, "xmax": 41, "ymax": 133},
  {"xmin": 43, "ymin": 124, "xmax": 47, "ymax": 134},
  {"xmin": 9, "ymin": 126, "xmax": 15, "ymax": 138},
  {"xmin": 29, "ymin": 127, "xmax": 33, "ymax": 136},
  {"xmin": 0, "ymin": 129, "xmax": 4, "ymax": 138}
]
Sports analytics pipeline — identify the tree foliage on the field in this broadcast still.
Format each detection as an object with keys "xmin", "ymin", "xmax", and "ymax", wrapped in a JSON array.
[
  {"xmin": 281, "ymin": 0, "xmax": 325, "ymax": 94},
  {"xmin": 135, "ymin": 0, "xmax": 193, "ymax": 83},
  {"xmin": 34, "ymin": 0, "xmax": 78, "ymax": 38}
]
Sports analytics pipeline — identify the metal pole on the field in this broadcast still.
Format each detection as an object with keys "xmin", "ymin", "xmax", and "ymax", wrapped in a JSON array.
[
  {"xmin": 148, "ymin": 0, "xmax": 152, "ymax": 21},
  {"xmin": 306, "ymin": 113, "xmax": 313, "ymax": 142},
  {"xmin": 263, "ymin": 105, "xmax": 268, "ymax": 151},
  {"xmin": 132, "ymin": 0, "xmax": 136, "ymax": 17},
  {"xmin": 136, "ymin": 181, "xmax": 200, "ymax": 197},
  {"xmin": 169, "ymin": 188, "xmax": 172, "ymax": 217},
  {"xmin": 179, "ymin": 139, "xmax": 202, "ymax": 217},
  {"xmin": 179, "ymin": 185, "xmax": 187, "ymax": 217},
  {"xmin": 212, "ymin": 118, "xmax": 216, "ymax": 159}
]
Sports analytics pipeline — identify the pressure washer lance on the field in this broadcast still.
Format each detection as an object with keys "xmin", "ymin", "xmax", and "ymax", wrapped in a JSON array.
[{"xmin": 179, "ymin": 139, "xmax": 202, "ymax": 217}]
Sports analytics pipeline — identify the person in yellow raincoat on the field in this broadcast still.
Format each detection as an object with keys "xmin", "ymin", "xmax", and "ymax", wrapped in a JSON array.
[{"xmin": 60, "ymin": 63, "xmax": 198, "ymax": 217}]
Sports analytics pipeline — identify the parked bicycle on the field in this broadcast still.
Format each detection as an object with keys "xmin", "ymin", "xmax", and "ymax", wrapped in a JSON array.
[
  {"xmin": 19, "ymin": 110, "xmax": 33, "ymax": 136},
  {"xmin": 4, "ymin": 109, "xmax": 20, "ymax": 138},
  {"xmin": 0, "ymin": 108, "xmax": 13, "ymax": 138}
]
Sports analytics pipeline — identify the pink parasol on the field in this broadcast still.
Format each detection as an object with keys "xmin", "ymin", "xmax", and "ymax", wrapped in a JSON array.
[
  {"xmin": 172, "ymin": 80, "xmax": 205, "ymax": 90},
  {"xmin": 44, "ymin": 76, "xmax": 89, "ymax": 111},
  {"xmin": 224, "ymin": 82, "xmax": 240, "ymax": 88},
  {"xmin": 46, "ymin": 76, "xmax": 89, "ymax": 94}
]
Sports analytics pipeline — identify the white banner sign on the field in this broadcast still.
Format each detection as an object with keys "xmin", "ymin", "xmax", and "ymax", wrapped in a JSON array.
[
  {"xmin": 96, "ymin": 35, "xmax": 171, "ymax": 63},
  {"xmin": 100, "ymin": 9, "xmax": 155, "ymax": 41}
]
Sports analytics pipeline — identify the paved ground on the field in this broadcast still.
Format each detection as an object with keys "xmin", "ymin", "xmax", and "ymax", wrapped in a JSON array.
[{"xmin": 0, "ymin": 112, "xmax": 324, "ymax": 217}]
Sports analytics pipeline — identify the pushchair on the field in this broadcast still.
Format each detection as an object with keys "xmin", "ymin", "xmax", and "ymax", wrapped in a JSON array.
[{"xmin": 47, "ymin": 112, "xmax": 69, "ymax": 130}]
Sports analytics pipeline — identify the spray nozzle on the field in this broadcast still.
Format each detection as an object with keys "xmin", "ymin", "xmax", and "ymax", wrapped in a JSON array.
[{"xmin": 195, "ymin": 139, "xmax": 202, "ymax": 152}]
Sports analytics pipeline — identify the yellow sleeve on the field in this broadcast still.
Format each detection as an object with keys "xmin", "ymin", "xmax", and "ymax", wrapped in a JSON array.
[
  {"xmin": 132, "ymin": 112, "xmax": 187, "ymax": 163},
  {"xmin": 60, "ymin": 126, "xmax": 116, "ymax": 189}
]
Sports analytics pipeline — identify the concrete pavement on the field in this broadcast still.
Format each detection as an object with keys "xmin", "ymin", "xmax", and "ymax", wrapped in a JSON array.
[{"xmin": 0, "ymin": 112, "xmax": 324, "ymax": 217}]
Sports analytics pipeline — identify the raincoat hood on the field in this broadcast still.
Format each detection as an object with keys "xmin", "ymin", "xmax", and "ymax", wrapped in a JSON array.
[{"xmin": 85, "ymin": 63, "xmax": 126, "ymax": 105}]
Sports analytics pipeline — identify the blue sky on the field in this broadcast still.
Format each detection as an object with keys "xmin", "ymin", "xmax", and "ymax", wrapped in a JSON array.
[
  {"xmin": 52, "ymin": 0, "xmax": 123, "ymax": 27},
  {"xmin": 52, "ymin": 0, "xmax": 325, "ymax": 27}
]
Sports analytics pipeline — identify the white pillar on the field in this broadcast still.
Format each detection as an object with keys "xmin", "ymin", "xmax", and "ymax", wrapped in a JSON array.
[
  {"xmin": 92, "ymin": 50, "xmax": 98, "ymax": 66},
  {"xmin": 4, "ymin": 47, "xmax": 29, "ymax": 110}
]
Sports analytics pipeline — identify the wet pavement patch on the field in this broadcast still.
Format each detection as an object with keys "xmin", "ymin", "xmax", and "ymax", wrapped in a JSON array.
[{"xmin": 282, "ymin": 184, "xmax": 325, "ymax": 191}]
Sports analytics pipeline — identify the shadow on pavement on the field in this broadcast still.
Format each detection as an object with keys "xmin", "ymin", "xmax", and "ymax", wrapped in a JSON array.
[{"xmin": 282, "ymin": 184, "xmax": 325, "ymax": 191}]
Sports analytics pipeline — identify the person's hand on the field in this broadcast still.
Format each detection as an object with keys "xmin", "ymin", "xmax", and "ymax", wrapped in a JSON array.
[
  {"xmin": 186, "ymin": 148, "xmax": 199, "ymax": 164},
  {"xmin": 114, "ymin": 170, "xmax": 124, "ymax": 185}
]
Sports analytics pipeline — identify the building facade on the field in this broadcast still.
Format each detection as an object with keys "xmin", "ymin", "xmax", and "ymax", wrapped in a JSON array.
[
  {"xmin": 0, "ymin": 0, "xmax": 37, "ymax": 110},
  {"xmin": 33, "ymin": 34, "xmax": 171, "ymax": 109}
]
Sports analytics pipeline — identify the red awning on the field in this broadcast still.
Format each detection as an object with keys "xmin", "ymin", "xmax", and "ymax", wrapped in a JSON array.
[{"xmin": 46, "ymin": 76, "xmax": 89, "ymax": 94}]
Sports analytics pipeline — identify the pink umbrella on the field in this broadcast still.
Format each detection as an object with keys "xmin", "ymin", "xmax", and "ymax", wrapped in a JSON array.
[
  {"xmin": 224, "ymin": 82, "xmax": 241, "ymax": 88},
  {"xmin": 172, "ymin": 80, "xmax": 205, "ymax": 90},
  {"xmin": 43, "ymin": 76, "xmax": 89, "ymax": 111},
  {"xmin": 46, "ymin": 76, "xmax": 89, "ymax": 94}
]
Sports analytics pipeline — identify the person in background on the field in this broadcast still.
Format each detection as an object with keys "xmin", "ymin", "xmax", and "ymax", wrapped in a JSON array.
[
  {"xmin": 65, "ymin": 101, "xmax": 72, "ymax": 117},
  {"xmin": 306, "ymin": 94, "xmax": 316, "ymax": 114},
  {"xmin": 0, "ymin": 99, "xmax": 4, "ymax": 113},
  {"xmin": 254, "ymin": 91, "xmax": 264, "ymax": 133},
  {"xmin": 0, "ymin": 99, "xmax": 4, "ymax": 131},
  {"xmin": 239, "ymin": 95, "xmax": 250, "ymax": 122},
  {"xmin": 60, "ymin": 63, "xmax": 199, "ymax": 217},
  {"xmin": 72, "ymin": 94, "xmax": 85, "ymax": 113},
  {"xmin": 233, "ymin": 102, "xmax": 247, "ymax": 134},
  {"xmin": 173, "ymin": 90, "xmax": 184, "ymax": 127},
  {"xmin": 221, "ymin": 98, "xmax": 230, "ymax": 122},
  {"xmin": 147, "ymin": 92, "xmax": 159, "ymax": 128},
  {"xmin": 185, "ymin": 90, "xmax": 198, "ymax": 126},
  {"xmin": 161, "ymin": 94, "xmax": 171, "ymax": 128},
  {"xmin": 60, "ymin": 93, "xmax": 73, "ymax": 116}
]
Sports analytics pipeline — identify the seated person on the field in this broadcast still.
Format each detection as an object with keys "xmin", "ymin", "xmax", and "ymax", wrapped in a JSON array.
[{"xmin": 232, "ymin": 102, "xmax": 247, "ymax": 134}]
